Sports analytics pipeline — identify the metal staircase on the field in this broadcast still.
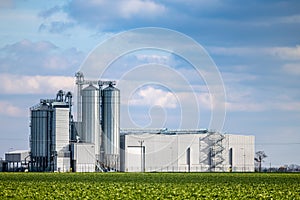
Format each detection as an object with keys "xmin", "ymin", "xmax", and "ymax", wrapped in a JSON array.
[{"xmin": 199, "ymin": 132, "xmax": 225, "ymax": 171}]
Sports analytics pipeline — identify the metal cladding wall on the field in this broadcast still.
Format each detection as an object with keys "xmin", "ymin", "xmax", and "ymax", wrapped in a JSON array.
[
  {"xmin": 101, "ymin": 85, "xmax": 120, "ymax": 170},
  {"xmin": 53, "ymin": 107, "xmax": 71, "ymax": 172},
  {"xmin": 30, "ymin": 107, "xmax": 52, "ymax": 171},
  {"xmin": 53, "ymin": 108, "xmax": 70, "ymax": 152},
  {"xmin": 81, "ymin": 85, "xmax": 100, "ymax": 158},
  {"xmin": 227, "ymin": 134, "xmax": 255, "ymax": 172},
  {"xmin": 120, "ymin": 133, "xmax": 255, "ymax": 172},
  {"xmin": 71, "ymin": 143, "xmax": 95, "ymax": 172}
]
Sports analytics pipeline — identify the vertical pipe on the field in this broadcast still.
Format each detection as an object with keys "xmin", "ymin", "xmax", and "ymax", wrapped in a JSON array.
[
  {"xmin": 98, "ymin": 84, "xmax": 103, "ymax": 163},
  {"xmin": 229, "ymin": 148, "xmax": 233, "ymax": 172},
  {"xmin": 187, "ymin": 147, "xmax": 191, "ymax": 172},
  {"xmin": 77, "ymin": 83, "xmax": 82, "ymax": 122},
  {"xmin": 142, "ymin": 146, "xmax": 145, "ymax": 172}
]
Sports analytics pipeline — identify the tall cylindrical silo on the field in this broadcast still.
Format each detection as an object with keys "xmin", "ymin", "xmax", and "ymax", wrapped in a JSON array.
[
  {"xmin": 81, "ymin": 85, "xmax": 100, "ymax": 158},
  {"xmin": 30, "ymin": 105, "xmax": 52, "ymax": 172},
  {"xmin": 101, "ymin": 84, "xmax": 120, "ymax": 170}
]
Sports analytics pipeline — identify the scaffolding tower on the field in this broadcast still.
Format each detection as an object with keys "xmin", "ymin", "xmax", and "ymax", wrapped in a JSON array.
[{"xmin": 199, "ymin": 132, "xmax": 225, "ymax": 171}]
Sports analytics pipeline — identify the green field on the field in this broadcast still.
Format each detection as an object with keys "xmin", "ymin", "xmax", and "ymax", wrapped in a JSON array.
[{"xmin": 0, "ymin": 173, "xmax": 299, "ymax": 199}]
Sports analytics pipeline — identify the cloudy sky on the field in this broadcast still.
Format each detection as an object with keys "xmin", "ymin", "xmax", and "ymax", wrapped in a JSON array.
[{"xmin": 0, "ymin": 0, "xmax": 299, "ymax": 167}]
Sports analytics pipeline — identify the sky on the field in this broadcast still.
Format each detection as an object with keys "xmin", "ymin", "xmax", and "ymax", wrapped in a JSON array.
[{"xmin": 0, "ymin": 0, "xmax": 299, "ymax": 167}]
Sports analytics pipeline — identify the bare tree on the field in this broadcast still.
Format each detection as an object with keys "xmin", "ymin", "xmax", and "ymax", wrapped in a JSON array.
[{"xmin": 254, "ymin": 151, "xmax": 267, "ymax": 172}]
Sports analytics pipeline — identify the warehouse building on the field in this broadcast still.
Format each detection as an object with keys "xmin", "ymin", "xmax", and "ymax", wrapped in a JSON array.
[{"xmin": 120, "ymin": 129, "xmax": 254, "ymax": 172}]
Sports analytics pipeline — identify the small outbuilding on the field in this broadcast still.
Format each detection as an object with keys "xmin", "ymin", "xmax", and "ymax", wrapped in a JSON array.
[{"xmin": 5, "ymin": 150, "xmax": 30, "ymax": 171}]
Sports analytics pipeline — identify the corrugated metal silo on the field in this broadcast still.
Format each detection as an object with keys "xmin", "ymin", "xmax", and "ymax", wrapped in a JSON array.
[
  {"xmin": 81, "ymin": 85, "xmax": 100, "ymax": 158},
  {"xmin": 101, "ymin": 84, "xmax": 120, "ymax": 170},
  {"xmin": 30, "ymin": 105, "xmax": 52, "ymax": 172}
]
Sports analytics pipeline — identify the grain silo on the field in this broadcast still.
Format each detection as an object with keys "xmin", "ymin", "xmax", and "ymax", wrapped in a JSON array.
[
  {"xmin": 30, "ymin": 103, "xmax": 52, "ymax": 172},
  {"xmin": 81, "ymin": 85, "xmax": 100, "ymax": 160},
  {"xmin": 101, "ymin": 84, "xmax": 120, "ymax": 170}
]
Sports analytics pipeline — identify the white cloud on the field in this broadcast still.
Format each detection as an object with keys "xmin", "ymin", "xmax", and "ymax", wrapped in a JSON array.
[
  {"xmin": 119, "ymin": 0, "xmax": 166, "ymax": 19},
  {"xmin": 43, "ymin": 55, "xmax": 68, "ymax": 69},
  {"xmin": 277, "ymin": 15, "xmax": 300, "ymax": 24},
  {"xmin": 208, "ymin": 46, "xmax": 259, "ymax": 56},
  {"xmin": 277, "ymin": 102, "xmax": 300, "ymax": 111},
  {"xmin": 222, "ymin": 72, "xmax": 257, "ymax": 84},
  {"xmin": 0, "ymin": 74, "xmax": 74, "ymax": 94},
  {"xmin": 209, "ymin": 45, "xmax": 300, "ymax": 61},
  {"xmin": 268, "ymin": 46, "xmax": 300, "ymax": 60},
  {"xmin": 226, "ymin": 102, "xmax": 265, "ymax": 112},
  {"xmin": 224, "ymin": 84, "xmax": 300, "ymax": 112},
  {"xmin": 129, "ymin": 86, "xmax": 178, "ymax": 108},
  {"xmin": 215, "ymin": 66, "xmax": 300, "ymax": 113},
  {"xmin": 282, "ymin": 63, "xmax": 300, "ymax": 75},
  {"xmin": 197, "ymin": 92, "xmax": 211, "ymax": 110},
  {"xmin": 38, "ymin": 6, "xmax": 62, "ymax": 19},
  {"xmin": 3, "ymin": 39, "xmax": 57, "ymax": 53},
  {"xmin": 67, "ymin": 0, "xmax": 166, "ymax": 29},
  {"xmin": 38, "ymin": 6, "xmax": 76, "ymax": 33},
  {"xmin": 247, "ymin": 15, "xmax": 300, "ymax": 27},
  {"xmin": 0, "ymin": 101, "xmax": 23, "ymax": 117},
  {"xmin": 0, "ymin": 40, "xmax": 84, "ymax": 72},
  {"xmin": 135, "ymin": 54, "xmax": 170, "ymax": 64}
]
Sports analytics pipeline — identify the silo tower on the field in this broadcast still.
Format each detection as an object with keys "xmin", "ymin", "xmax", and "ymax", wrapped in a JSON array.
[
  {"xmin": 101, "ymin": 84, "xmax": 120, "ymax": 170},
  {"xmin": 81, "ymin": 84, "xmax": 100, "ymax": 159}
]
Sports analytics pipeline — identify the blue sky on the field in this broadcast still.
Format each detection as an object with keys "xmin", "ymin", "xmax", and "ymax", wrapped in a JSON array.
[{"xmin": 0, "ymin": 0, "xmax": 299, "ymax": 167}]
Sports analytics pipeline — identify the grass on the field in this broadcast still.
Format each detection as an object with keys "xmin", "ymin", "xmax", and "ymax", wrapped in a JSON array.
[{"xmin": 0, "ymin": 172, "xmax": 299, "ymax": 199}]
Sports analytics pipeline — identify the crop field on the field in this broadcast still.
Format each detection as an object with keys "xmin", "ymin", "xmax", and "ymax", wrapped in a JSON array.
[{"xmin": 0, "ymin": 173, "xmax": 299, "ymax": 199}]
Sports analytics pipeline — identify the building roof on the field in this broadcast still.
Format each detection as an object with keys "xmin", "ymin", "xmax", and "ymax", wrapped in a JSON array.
[
  {"xmin": 5, "ymin": 150, "xmax": 29, "ymax": 154},
  {"xmin": 120, "ymin": 128, "xmax": 209, "ymax": 135}
]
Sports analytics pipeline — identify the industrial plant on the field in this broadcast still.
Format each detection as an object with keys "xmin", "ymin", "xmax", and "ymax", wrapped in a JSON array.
[{"xmin": 2, "ymin": 72, "xmax": 255, "ymax": 172}]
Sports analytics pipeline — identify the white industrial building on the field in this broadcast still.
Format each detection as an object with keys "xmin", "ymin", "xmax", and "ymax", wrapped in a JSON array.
[
  {"xmin": 24, "ymin": 72, "xmax": 255, "ymax": 173},
  {"xmin": 120, "ymin": 129, "xmax": 255, "ymax": 172}
]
